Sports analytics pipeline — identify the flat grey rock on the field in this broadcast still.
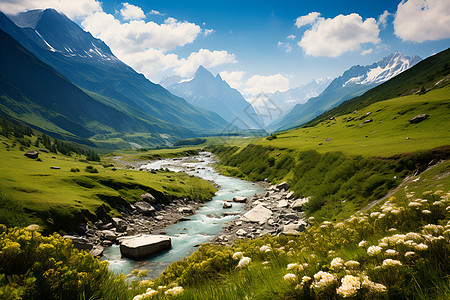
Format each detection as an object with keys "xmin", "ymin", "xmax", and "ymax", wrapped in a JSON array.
[
  {"xmin": 119, "ymin": 235, "xmax": 171, "ymax": 260},
  {"xmin": 240, "ymin": 204, "xmax": 272, "ymax": 223}
]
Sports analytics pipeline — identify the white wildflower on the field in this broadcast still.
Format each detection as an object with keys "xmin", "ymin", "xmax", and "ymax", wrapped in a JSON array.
[
  {"xmin": 330, "ymin": 257, "xmax": 344, "ymax": 269},
  {"xmin": 378, "ymin": 213, "xmax": 386, "ymax": 219},
  {"xmin": 287, "ymin": 263, "xmax": 299, "ymax": 270},
  {"xmin": 367, "ymin": 246, "xmax": 382, "ymax": 256},
  {"xmin": 312, "ymin": 271, "xmax": 337, "ymax": 292},
  {"xmin": 358, "ymin": 240, "xmax": 368, "ymax": 247},
  {"xmin": 165, "ymin": 286, "xmax": 184, "ymax": 296},
  {"xmin": 415, "ymin": 243, "xmax": 428, "ymax": 251},
  {"xmin": 284, "ymin": 273, "xmax": 298, "ymax": 284},
  {"xmin": 336, "ymin": 275, "xmax": 360, "ymax": 298},
  {"xmin": 344, "ymin": 260, "xmax": 360, "ymax": 269},
  {"xmin": 370, "ymin": 212, "xmax": 380, "ymax": 218},
  {"xmin": 232, "ymin": 252, "xmax": 244, "ymax": 260},
  {"xmin": 382, "ymin": 259, "xmax": 402, "ymax": 268},
  {"xmin": 421, "ymin": 210, "xmax": 431, "ymax": 214},
  {"xmin": 386, "ymin": 249, "xmax": 399, "ymax": 256},
  {"xmin": 405, "ymin": 251, "xmax": 416, "ymax": 257},
  {"xmin": 260, "ymin": 245, "xmax": 272, "ymax": 253},
  {"xmin": 237, "ymin": 257, "xmax": 251, "ymax": 268}
]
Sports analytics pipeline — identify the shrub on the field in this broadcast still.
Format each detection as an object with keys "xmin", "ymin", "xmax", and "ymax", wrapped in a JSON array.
[
  {"xmin": 84, "ymin": 166, "xmax": 98, "ymax": 173},
  {"xmin": 70, "ymin": 168, "xmax": 80, "ymax": 172}
]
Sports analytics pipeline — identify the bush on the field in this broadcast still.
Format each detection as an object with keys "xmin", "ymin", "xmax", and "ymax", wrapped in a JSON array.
[
  {"xmin": 84, "ymin": 166, "xmax": 98, "ymax": 173},
  {"xmin": 70, "ymin": 168, "xmax": 80, "ymax": 172}
]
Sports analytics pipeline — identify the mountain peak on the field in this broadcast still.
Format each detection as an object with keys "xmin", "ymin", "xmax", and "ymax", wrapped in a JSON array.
[{"xmin": 194, "ymin": 65, "xmax": 213, "ymax": 78}]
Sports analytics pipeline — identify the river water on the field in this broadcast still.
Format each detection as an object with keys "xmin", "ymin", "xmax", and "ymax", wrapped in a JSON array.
[{"xmin": 102, "ymin": 152, "xmax": 263, "ymax": 278}]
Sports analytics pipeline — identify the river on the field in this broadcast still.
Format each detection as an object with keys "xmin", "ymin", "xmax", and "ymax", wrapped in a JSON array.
[{"xmin": 102, "ymin": 152, "xmax": 263, "ymax": 278}]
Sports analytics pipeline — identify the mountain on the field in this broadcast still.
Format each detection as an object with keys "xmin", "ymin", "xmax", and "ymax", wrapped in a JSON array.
[
  {"xmin": 268, "ymin": 52, "xmax": 422, "ymax": 132},
  {"xmin": 0, "ymin": 28, "xmax": 192, "ymax": 147},
  {"xmin": 0, "ymin": 9, "xmax": 227, "ymax": 142},
  {"xmin": 161, "ymin": 66, "xmax": 262, "ymax": 129},
  {"xmin": 267, "ymin": 77, "xmax": 332, "ymax": 118}
]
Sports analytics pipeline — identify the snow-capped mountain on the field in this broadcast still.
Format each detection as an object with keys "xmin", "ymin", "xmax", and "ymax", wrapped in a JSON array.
[
  {"xmin": 340, "ymin": 52, "xmax": 422, "ymax": 87},
  {"xmin": 162, "ymin": 66, "xmax": 262, "ymax": 129},
  {"xmin": 268, "ymin": 77, "xmax": 333, "ymax": 116},
  {"xmin": 7, "ymin": 9, "xmax": 118, "ymax": 62},
  {"xmin": 267, "ymin": 52, "xmax": 422, "ymax": 132}
]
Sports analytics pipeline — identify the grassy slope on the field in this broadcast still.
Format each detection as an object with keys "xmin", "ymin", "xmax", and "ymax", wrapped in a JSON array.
[
  {"xmin": 0, "ymin": 136, "xmax": 216, "ymax": 232},
  {"xmin": 136, "ymin": 161, "xmax": 449, "ymax": 299},
  {"xmin": 258, "ymin": 86, "xmax": 450, "ymax": 157}
]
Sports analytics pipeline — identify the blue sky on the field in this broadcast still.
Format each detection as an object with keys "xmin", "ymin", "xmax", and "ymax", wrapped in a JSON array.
[{"xmin": 1, "ymin": 0, "xmax": 449, "ymax": 97}]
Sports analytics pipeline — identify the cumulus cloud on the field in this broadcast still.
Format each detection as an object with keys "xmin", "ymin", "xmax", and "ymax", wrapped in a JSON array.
[
  {"xmin": 295, "ymin": 12, "xmax": 321, "ymax": 28},
  {"xmin": 377, "ymin": 10, "xmax": 391, "ymax": 28},
  {"xmin": 277, "ymin": 41, "xmax": 292, "ymax": 53},
  {"xmin": 298, "ymin": 13, "xmax": 380, "ymax": 57},
  {"xmin": 394, "ymin": 0, "xmax": 450, "ymax": 42},
  {"xmin": 204, "ymin": 28, "xmax": 215, "ymax": 36},
  {"xmin": 120, "ymin": 2, "xmax": 145, "ymax": 21},
  {"xmin": 0, "ymin": 0, "xmax": 101, "ymax": 19},
  {"xmin": 361, "ymin": 49, "xmax": 373, "ymax": 55},
  {"xmin": 149, "ymin": 9, "xmax": 164, "ymax": 16},
  {"xmin": 244, "ymin": 74, "xmax": 290, "ymax": 96},
  {"xmin": 287, "ymin": 34, "xmax": 296, "ymax": 40},
  {"xmin": 219, "ymin": 71, "xmax": 246, "ymax": 89}
]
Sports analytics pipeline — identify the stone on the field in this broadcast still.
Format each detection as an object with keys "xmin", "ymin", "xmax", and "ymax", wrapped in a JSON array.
[
  {"xmin": 24, "ymin": 150, "xmax": 39, "ymax": 159},
  {"xmin": 141, "ymin": 193, "xmax": 156, "ymax": 203},
  {"xmin": 25, "ymin": 224, "xmax": 40, "ymax": 231},
  {"xmin": 363, "ymin": 119, "xmax": 373, "ymax": 124},
  {"xmin": 282, "ymin": 222, "xmax": 307, "ymax": 235},
  {"xmin": 100, "ymin": 222, "xmax": 114, "ymax": 230},
  {"xmin": 291, "ymin": 197, "xmax": 310, "ymax": 210},
  {"xmin": 99, "ymin": 230, "xmax": 117, "ymax": 241},
  {"xmin": 90, "ymin": 245, "xmax": 104, "ymax": 257},
  {"xmin": 276, "ymin": 182, "xmax": 289, "ymax": 191},
  {"xmin": 112, "ymin": 218, "xmax": 127, "ymax": 232},
  {"xmin": 286, "ymin": 191, "xmax": 295, "ymax": 199},
  {"xmin": 277, "ymin": 200, "xmax": 289, "ymax": 208},
  {"xmin": 233, "ymin": 196, "xmax": 247, "ymax": 203},
  {"xmin": 236, "ymin": 229, "xmax": 247, "ymax": 236},
  {"xmin": 63, "ymin": 235, "xmax": 93, "ymax": 250},
  {"xmin": 240, "ymin": 204, "xmax": 273, "ymax": 223},
  {"xmin": 134, "ymin": 201, "xmax": 156, "ymax": 215},
  {"xmin": 409, "ymin": 114, "xmax": 429, "ymax": 124},
  {"xmin": 178, "ymin": 206, "xmax": 195, "ymax": 214},
  {"xmin": 119, "ymin": 235, "xmax": 171, "ymax": 260},
  {"xmin": 50, "ymin": 166, "xmax": 60, "ymax": 169},
  {"xmin": 223, "ymin": 202, "xmax": 232, "ymax": 209},
  {"xmin": 284, "ymin": 213, "xmax": 298, "ymax": 220},
  {"xmin": 325, "ymin": 138, "xmax": 333, "ymax": 142}
]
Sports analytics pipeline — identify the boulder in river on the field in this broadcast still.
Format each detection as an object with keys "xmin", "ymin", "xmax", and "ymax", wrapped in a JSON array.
[
  {"xmin": 223, "ymin": 202, "xmax": 232, "ymax": 209},
  {"xmin": 119, "ymin": 235, "xmax": 171, "ymax": 260},
  {"xmin": 233, "ymin": 196, "xmax": 247, "ymax": 203},
  {"xmin": 240, "ymin": 204, "xmax": 272, "ymax": 223}
]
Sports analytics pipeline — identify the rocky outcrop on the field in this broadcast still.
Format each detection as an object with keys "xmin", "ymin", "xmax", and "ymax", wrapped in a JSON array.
[
  {"xmin": 409, "ymin": 114, "xmax": 429, "ymax": 124},
  {"xmin": 63, "ymin": 235, "xmax": 93, "ymax": 250},
  {"xmin": 134, "ymin": 201, "xmax": 155, "ymax": 215},
  {"xmin": 24, "ymin": 150, "xmax": 39, "ymax": 159},
  {"xmin": 291, "ymin": 197, "xmax": 310, "ymax": 210},
  {"xmin": 141, "ymin": 193, "xmax": 156, "ymax": 203},
  {"xmin": 119, "ymin": 235, "xmax": 171, "ymax": 260}
]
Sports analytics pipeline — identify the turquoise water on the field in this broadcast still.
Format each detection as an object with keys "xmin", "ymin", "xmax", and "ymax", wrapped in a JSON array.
[{"xmin": 102, "ymin": 152, "xmax": 263, "ymax": 277}]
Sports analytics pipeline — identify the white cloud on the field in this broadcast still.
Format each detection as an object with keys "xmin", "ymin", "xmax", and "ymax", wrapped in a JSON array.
[
  {"xmin": 204, "ymin": 28, "xmax": 215, "ymax": 36},
  {"xmin": 277, "ymin": 41, "xmax": 292, "ymax": 53},
  {"xmin": 219, "ymin": 71, "xmax": 246, "ymax": 89},
  {"xmin": 361, "ymin": 49, "xmax": 373, "ymax": 55},
  {"xmin": 394, "ymin": 0, "xmax": 450, "ymax": 42},
  {"xmin": 298, "ymin": 13, "xmax": 380, "ymax": 57},
  {"xmin": 287, "ymin": 34, "xmax": 296, "ymax": 40},
  {"xmin": 120, "ymin": 2, "xmax": 145, "ymax": 21},
  {"xmin": 244, "ymin": 74, "xmax": 290, "ymax": 96},
  {"xmin": 82, "ymin": 12, "xmax": 202, "ymax": 51},
  {"xmin": 377, "ymin": 10, "xmax": 391, "ymax": 28},
  {"xmin": 149, "ymin": 10, "xmax": 164, "ymax": 16},
  {"xmin": 0, "ymin": 0, "xmax": 101, "ymax": 19},
  {"xmin": 295, "ymin": 12, "xmax": 321, "ymax": 28}
]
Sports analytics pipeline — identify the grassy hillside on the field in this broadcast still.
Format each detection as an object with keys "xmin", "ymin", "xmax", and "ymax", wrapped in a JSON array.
[
  {"xmin": 0, "ymin": 129, "xmax": 216, "ymax": 233},
  {"xmin": 260, "ymin": 86, "xmax": 450, "ymax": 157},
  {"xmin": 134, "ymin": 161, "xmax": 450, "ymax": 299}
]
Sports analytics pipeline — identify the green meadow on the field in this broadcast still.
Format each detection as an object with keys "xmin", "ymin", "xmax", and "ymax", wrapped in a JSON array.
[{"xmin": 260, "ymin": 86, "xmax": 450, "ymax": 157}]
